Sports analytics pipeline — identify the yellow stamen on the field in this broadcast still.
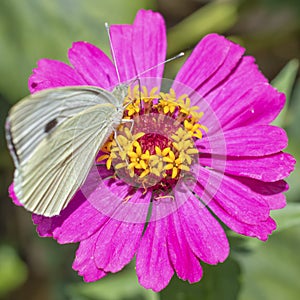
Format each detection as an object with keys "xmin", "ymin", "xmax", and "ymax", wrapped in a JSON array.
[
  {"xmin": 99, "ymin": 84, "xmax": 207, "ymax": 184},
  {"xmin": 155, "ymin": 195, "xmax": 175, "ymax": 201}
]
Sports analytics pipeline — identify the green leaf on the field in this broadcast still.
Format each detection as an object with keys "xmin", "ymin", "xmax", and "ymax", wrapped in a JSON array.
[
  {"xmin": 160, "ymin": 258, "xmax": 241, "ymax": 300},
  {"xmin": 234, "ymin": 226, "xmax": 300, "ymax": 300},
  {"xmin": 0, "ymin": 0, "xmax": 156, "ymax": 102},
  {"xmin": 0, "ymin": 245, "xmax": 28, "ymax": 297},
  {"xmin": 271, "ymin": 203, "xmax": 300, "ymax": 232},
  {"xmin": 167, "ymin": 2, "xmax": 238, "ymax": 56},
  {"xmin": 271, "ymin": 59, "xmax": 299, "ymax": 127},
  {"xmin": 67, "ymin": 266, "xmax": 158, "ymax": 300},
  {"xmin": 228, "ymin": 203, "xmax": 300, "ymax": 250},
  {"xmin": 283, "ymin": 79, "xmax": 300, "ymax": 202},
  {"xmin": 287, "ymin": 79, "xmax": 300, "ymax": 137}
]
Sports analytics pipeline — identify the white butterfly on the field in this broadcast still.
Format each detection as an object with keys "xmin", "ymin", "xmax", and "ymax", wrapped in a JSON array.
[
  {"xmin": 6, "ymin": 84, "xmax": 128, "ymax": 216},
  {"xmin": 6, "ymin": 22, "xmax": 134, "ymax": 217}
]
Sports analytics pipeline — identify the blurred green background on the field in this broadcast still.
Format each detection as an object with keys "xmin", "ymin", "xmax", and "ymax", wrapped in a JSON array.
[{"xmin": 0, "ymin": 0, "xmax": 300, "ymax": 299}]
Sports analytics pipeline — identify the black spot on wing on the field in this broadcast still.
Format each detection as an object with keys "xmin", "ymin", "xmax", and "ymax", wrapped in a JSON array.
[
  {"xmin": 45, "ymin": 119, "xmax": 58, "ymax": 133},
  {"xmin": 5, "ymin": 120, "xmax": 20, "ymax": 165}
]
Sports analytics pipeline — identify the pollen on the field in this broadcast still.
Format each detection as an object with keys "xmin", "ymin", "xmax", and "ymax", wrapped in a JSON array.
[
  {"xmin": 96, "ymin": 137, "xmax": 116, "ymax": 169},
  {"xmin": 128, "ymin": 141, "xmax": 151, "ymax": 177},
  {"xmin": 177, "ymin": 96, "xmax": 200, "ymax": 118},
  {"xmin": 163, "ymin": 151, "xmax": 190, "ymax": 179},
  {"xmin": 98, "ymin": 84, "xmax": 207, "ymax": 192},
  {"xmin": 156, "ymin": 98, "xmax": 178, "ymax": 115},
  {"xmin": 126, "ymin": 99, "xmax": 140, "ymax": 117},
  {"xmin": 149, "ymin": 146, "xmax": 171, "ymax": 177}
]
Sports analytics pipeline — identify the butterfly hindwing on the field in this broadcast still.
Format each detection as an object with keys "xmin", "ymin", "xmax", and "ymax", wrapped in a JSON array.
[{"xmin": 14, "ymin": 103, "xmax": 123, "ymax": 216}]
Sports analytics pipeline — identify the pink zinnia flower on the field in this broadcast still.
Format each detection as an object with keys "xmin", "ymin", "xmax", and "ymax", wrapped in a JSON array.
[{"xmin": 9, "ymin": 9, "xmax": 295, "ymax": 291}]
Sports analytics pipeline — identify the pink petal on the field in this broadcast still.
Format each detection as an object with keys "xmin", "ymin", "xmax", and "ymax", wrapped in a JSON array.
[
  {"xmin": 189, "ymin": 56, "xmax": 268, "ymax": 126},
  {"xmin": 195, "ymin": 168, "xmax": 270, "ymax": 224},
  {"xmin": 264, "ymin": 193, "xmax": 286, "ymax": 210},
  {"xmin": 28, "ymin": 59, "xmax": 84, "ymax": 93},
  {"xmin": 209, "ymin": 199, "xmax": 276, "ymax": 241},
  {"xmin": 94, "ymin": 191, "xmax": 151, "ymax": 273},
  {"xmin": 32, "ymin": 167, "xmax": 129, "ymax": 243},
  {"xmin": 83, "ymin": 166, "xmax": 149, "ymax": 224},
  {"xmin": 198, "ymin": 125, "xmax": 288, "ymax": 156},
  {"xmin": 32, "ymin": 190, "xmax": 108, "ymax": 243},
  {"xmin": 235, "ymin": 177, "xmax": 288, "ymax": 210},
  {"xmin": 180, "ymin": 195, "xmax": 229, "ymax": 264},
  {"xmin": 174, "ymin": 34, "xmax": 244, "ymax": 96},
  {"xmin": 205, "ymin": 83, "xmax": 285, "ymax": 133},
  {"xmin": 110, "ymin": 10, "xmax": 166, "ymax": 83},
  {"xmin": 32, "ymin": 215, "xmax": 58, "ymax": 238},
  {"xmin": 110, "ymin": 25, "xmax": 136, "ymax": 82},
  {"xmin": 193, "ymin": 54, "xmax": 283, "ymax": 133},
  {"xmin": 8, "ymin": 184, "xmax": 23, "ymax": 207},
  {"xmin": 136, "ymin": 214, "xmax": 174, "ymax": 292},
  {"xmin": 200, "ymin": 152, "xmax": 296, "ymax": 182},
  {"xmin": 68, "ymin": 41, "xmax": 118, "ymax": 89},
  {"xmin": 194, "ymin": 174, "xmax": 278, "ymax": 240},
  {"xmin": 132, "ymin": 9, "xmax": 166, "ymax": 79},
  {"xmin": 73, "ymin": 233, "xmax": 107, "ymax": 282},
  {"xmin": 167, "ymin": 209, "xmax": 203, "ymax": 283},
  {"xmin": 205, "ymin": 56, "xmax": 268, "ymax": 103}
]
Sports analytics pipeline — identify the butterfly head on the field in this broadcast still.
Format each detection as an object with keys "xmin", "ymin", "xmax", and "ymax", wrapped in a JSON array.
[{"xmin": 112, "ymin": 83, "xmax": 129, "ymax": 104}]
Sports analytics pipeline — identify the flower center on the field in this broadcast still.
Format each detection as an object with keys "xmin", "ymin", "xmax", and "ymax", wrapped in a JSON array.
[{"xmin": 97, "ymin": 84, "xmax": 208, "ymax": 197}]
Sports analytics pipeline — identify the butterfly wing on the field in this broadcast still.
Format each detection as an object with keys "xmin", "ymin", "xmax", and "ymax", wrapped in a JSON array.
[
  {"xmin": 6, "ymin": 86, "xmax": 119, "ymax": 168},
  {"xmin": 14, "ymin": 103, "xmax": 122, "ymax": 216}
]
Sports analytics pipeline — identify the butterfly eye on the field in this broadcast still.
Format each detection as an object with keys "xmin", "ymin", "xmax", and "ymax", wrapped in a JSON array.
[{"xmin": 44, "ymin": 118, "xmax": 58, "ymax": 133}]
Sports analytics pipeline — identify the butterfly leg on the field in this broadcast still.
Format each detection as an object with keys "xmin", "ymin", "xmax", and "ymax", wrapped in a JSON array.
[
  {"xmin": 121, "ymin": 118, "xmax": 134, "ymax": 133},
  {"xmin": 113, "ymin": 129, "xmax": 124, "ymax": 152},
  {"xmin": 113, "ymin": 127, "xmax": 129, "ymax": 166}
]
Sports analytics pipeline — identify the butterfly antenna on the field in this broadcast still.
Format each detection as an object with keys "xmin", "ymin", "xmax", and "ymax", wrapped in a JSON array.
[
  {"xmin": 131, "ymin": 52, "xmax": 185, "ymax": 81},
  {"xmin": 105, "ymin": 22, "xmax": 121, "ymax": 84}
]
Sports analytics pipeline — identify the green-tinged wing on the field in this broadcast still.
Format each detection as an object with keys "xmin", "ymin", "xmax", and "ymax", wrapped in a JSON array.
[
  {"xmin": 6, "ymin": 86, "xmax": 118, "ymax": 168},
  {"xmin": 14, "ymin": 103, "xmax": 121, "ymax": 217}
]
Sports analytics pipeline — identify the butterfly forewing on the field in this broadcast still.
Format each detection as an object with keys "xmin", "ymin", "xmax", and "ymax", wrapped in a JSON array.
[
  {"xmin": 14, "ymin": 103, "xmax": 122, "ymax": 216},
  {"xmin": 6, "ymin": 86, "xmax": 119, "ymax": 168}
]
